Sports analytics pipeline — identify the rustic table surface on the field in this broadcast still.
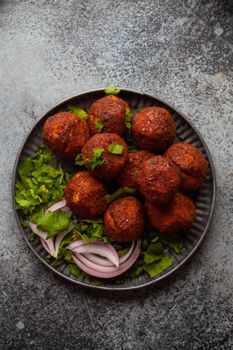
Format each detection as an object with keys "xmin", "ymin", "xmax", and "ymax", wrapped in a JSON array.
[{"xmin": 1, "ymin": 1, "xmax": 233, "ymax": 349}]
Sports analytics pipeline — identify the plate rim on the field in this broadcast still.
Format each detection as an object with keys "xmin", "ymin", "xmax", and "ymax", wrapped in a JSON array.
[{"xmin": 12, "ymin": 87, "xmax": 216, "ymax": 290}]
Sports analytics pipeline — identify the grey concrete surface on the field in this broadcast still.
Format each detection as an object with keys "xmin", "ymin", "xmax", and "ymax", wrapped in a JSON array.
[{"xmin": 0, "ymin": 0, "xmax": 233, "ymax": 349}]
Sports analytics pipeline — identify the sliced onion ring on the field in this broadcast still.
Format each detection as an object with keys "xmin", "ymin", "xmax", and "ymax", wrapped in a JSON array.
[
  {"xmin": 71, "ymin": 242, "xmax": 119, "ymax": 267},
  {"xmin": 28, "ymin": 222, "xmax": 47, "ymax": 240},
  {"xmin": 67, "ymin": 239, "xmax": 87, "ymax": 251},
  {"xmin": 83, "ymin": 241, "xmax": 135, "ymax": 267},
  {"xmin": 72, "ymin": 239, "xmax": 141, "ymax": 278},
  {"xmin": 75, "ymin": 253, "xmax": 120, "ymax": 272},
  {"xmin": 83, "ymin": 253, "xmax": 114, "ymax": 267},
  {"xmin": 53, "ymin": 224, "xmax": 75, "ymax": 258},
  {"xmin": 39, "ymin": 236, "xmax": 56, "ymax": 257},
  {"xmin": 119, "ymin": 241, "xmax": 135, "ymax": 264},
  {"xmin": 45, "ymin": 200, "xmax": 68, "ymax": 214}
]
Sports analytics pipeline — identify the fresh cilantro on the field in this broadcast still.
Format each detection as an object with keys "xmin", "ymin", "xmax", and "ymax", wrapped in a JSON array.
[
  {"xmin": 75, "ymin": 153, "xmax": 84, "ymax": 166},
  {"xmin": 69, "ymin": 264, "xmax": 85, "ymax": 278},
  {"xmin": 143, "ymin": 253, "xmax": 163, "ymax": 264},
  {"xmin": 108, "ymin": 143, "xmax": 124, "ymax": 155},
  {"xmin": 74, "ymin": 219, "xmax": 109, "ymax": 243},
  {"xmin": 105, "ymin": 187, "xmax": 136, "ymax": 204},
  {"xmin": 104, "ymin": 86, "xmax": 120, "ymax": 95},
  {"xmin": 125, "ymin": 107, "xmax": 133, "ymax": 129},
  {"xmin": 15, "ymin": 145, "xmax": 69, "ymax": 217},
  {"xmin": 28, "ymin": 232, "xmax": 38, "ymax": 242},
  {"xmin": 68, "ymin": 105, "xmax": 88, "ymax": 120},
  {"xmin": 36, "ymin": 211, "xmax": 70, "ymax": 238},
  {"xmin": 161, "ymin": 235, "xmax": 184, "ymax": 254},
  {"xmin": 87, "ymin": 148, "xmax": 105, "ymax": 170},
  {"xmin": 147, "ymin": 242, "xmax": 163, "ymax": 255},
  {"xmin": 95, "ymin": 120, "xmax": 104, "ymax": 133},
  {"xmin": 143, "ymin": 255, "xmax": 174, "ymax": 278}
]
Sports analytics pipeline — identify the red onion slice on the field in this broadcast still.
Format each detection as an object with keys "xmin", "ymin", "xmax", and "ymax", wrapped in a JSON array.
[
  {"xmin": 28, "ymin": 222, "xmax": 47, "ymax": 240},
  {"xmin": 40, "ymin": 238, "xmax": 51, "ymax": 255},
  {"xmin": 67, "ymin": 239, "xmax": 87, "ymax": 251},
  {"xmin": 53, "ymin": 224, "xmax": 75, "ymax": 258},
  {"xmin": 40, "ymin": 237, "xmax": 56, "ymax": 257},
  {"xmin": 83, "ymin": 253, "xmax": 114, "ymax": 267},
  {"xmin": 75, "ymin": 253, "xmax": 120, "ymax": 272},
  {"xmin": 119, "ymin": 241, "xmax": 135, "ymax": 264},
  {"xmin": 72, "ymin": 239, "xmax": 141, "ymax": 278},
  {"xmin": 83, "ymin": 241, "xmax": 136, "ymax": 267},
  {"xmin": 72, "ymin": 243, "xmax": 119, "ymax": 267},
  {"xmin": 45, "ymin": 200, "xmax": 67, "ymax": 213}
]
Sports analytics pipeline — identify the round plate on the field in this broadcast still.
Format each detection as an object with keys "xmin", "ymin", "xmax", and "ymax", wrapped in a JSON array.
[{"xmin": 12, "ymin": 88, "xmax": 216, "ymax": 290}]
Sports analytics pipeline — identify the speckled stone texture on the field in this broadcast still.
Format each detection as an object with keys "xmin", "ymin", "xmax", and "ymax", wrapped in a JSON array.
[{"xmin": 0, "ymin": 0, "xmax": 233, "ymax": 349}]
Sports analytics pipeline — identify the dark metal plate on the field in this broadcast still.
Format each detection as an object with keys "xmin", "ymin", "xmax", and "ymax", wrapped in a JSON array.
[{"xmin": 12, "ymin": 88, "xmax": 216, "ymax": 290}]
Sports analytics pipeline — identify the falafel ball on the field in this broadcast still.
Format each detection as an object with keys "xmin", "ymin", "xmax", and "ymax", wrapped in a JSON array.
[
  {"xmin": 42, "ymin": 112, "xmax": 90, "ymax": 159},
  {"xmin": 88, "ymin": 95, "xmax": 129, "ymax": 136},
  {"xmin": 118, "ymin": 150, "xmax": 152, "ymax": 189},
  {"xmin": 104, "ymin": 196, "xmax": 144, "ymax": 242},
  {"xmin": 82, "ymin": 133, "xmax": 128, "ymax": 180},
  {"xmin": 137, "ymin": 155, "xmax": 181, "ymax": 205},
  {"xmin": 165, "ymin": 142, "xmax": 208, "ymax": 191},
  {"xmin": 132, "ymin": 107, "xmax": 176, "ymax": 152},
  {"xmin": 145, "ymin": 192, "xmax": 196, "ymax": 234},
  {"xmin": 64, "ymin": 171, "xmax": 107, "ymax": 219}
]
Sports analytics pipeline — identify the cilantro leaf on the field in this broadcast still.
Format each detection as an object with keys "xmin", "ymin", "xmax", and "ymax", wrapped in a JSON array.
[
  {"xmin": 147, "ymin": 242, "xmax": 163, "ymax": 255},
  {"xmin": 143, "ymin": 255, "xmax": 174, "ymax": 278},
  {"xmin": 18, "ymin": 158, "xmax": 34, "ymax": 179},
  {"xmin": 108, "ymin": 143, "xmax": 124, "ymax": 155},
  {"xmin": 87, "ymin": 148, "xmax": 105, "ymax": 170},
  {"xmin": 104, "ymin": 86, "xmax": 120, "ymax": 95},
  {"xmin": 68, "ymin": 105, "xmax": 88, "ymax": 120},
  {"xmin": 75, "ymin": 153, "xmax": 84, "ymax": 166},
  {"xmin": 69, "ymin": 264, "xmax": 84, "ymax": 278},
  {"xmin": 161, "ymin": 235, "xmax": 184, "ymax": 254},
  {"xmin": 95, "ymin": 120, "xmax": 104, "ymax": 133},
  {"xmin": 36, "ymin": 211, "xmax": 70, "ymax": 238},
  {"xmin": 105, "ymin": 187, "xmax": 136, "ymax": 204},
  {"xmin": 74, "ymin": 219, "xmax": 109, "ymax": 243},
  {"xmin": 125, "ymin": 107, "xmax": 133, "ymax": 129},
  {"xmin": 143, "ymin": 253, "xmax": 163, "ymax": 264}
]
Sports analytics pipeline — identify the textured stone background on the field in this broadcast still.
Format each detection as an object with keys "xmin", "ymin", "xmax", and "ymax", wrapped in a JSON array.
[{"xmin": 0, "ymin": 0, "xmax": 233, "ymax": 349}]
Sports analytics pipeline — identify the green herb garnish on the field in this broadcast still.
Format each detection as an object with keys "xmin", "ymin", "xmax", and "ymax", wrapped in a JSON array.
[
  {"xmin": 125, "ymin": 107, "xmax": 133, "ymax": 129},
  {"xmin": 36, "ymin": 211, "xmax": 70, "ymax": 239},
  {"xmin": 69, "ymin": 264, "xmax": 85, "ymax": 278},
  {"xmin": 95, "ymin": 120, "xmax": 104, "ymax": 133},
  {"xmin": 108, "ymin": 143, "xmax": 124, "ymax": 155},
  {"xmin": 74, "ymin": 218, "xmax": 109, "ymax": 243},
  {"xmin": 87, "ymin": 148, "xmax": 105, "ymax": 170},
  {"xmin": 105, "ymin": 187, "xmax": 136, "ymax": 204},
  {"xmin": 15, "ymin": 145, "xmax": 69, "ymax": 217},
  {"xmin": 68, "ymin": 105, "xmax": 88, "ymax": 120},
  {"xmin": 75, "ymin": 153, "xmax": 84, "ymax": 166},
  {"xmin": 143, "ymin": 255, "xmax": 174, "ymax": 278},
  {"xmin": 104, "ymin": 86, "xmax": 120, "ymax": 95},
  {"xmin": 161, "ymin": 235, "xmax": 184, "ymax": 254}
]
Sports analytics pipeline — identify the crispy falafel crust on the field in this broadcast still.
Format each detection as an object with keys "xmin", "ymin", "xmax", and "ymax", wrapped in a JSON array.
[
  {"xmin": 145, "ymin": 192, "xmax": 196, "ymax": 234},
  {"xmin": 42, "ymin": 112, "xmax": 90, "ymax": 159},
  {"xmin": 82, "ymin": 133, "xmax": 128, "ymax": 180},
  {"xmin": 132, "ymin": 107, "xmax": 176, "ymax": 152},
  {"xmin": 118, "ymin": 150, "xmax": 152, "ymax": 189},
  {"xmin": 137, "ymin": 155, "xmax": 181, "ymax": 205},
  {"xmin": 88, "ymin": 95, "xmax": 128, "ymax": 135},
  {"xmin": 104, "ymin": 196, "xmax": 144, "ymax": 242},
  {"xmin": 64, "ymin": 171, "xmax": 107, "ymax": 219},
  {"xmin": 165, "ymin": 142, "xmax": 208, "ymax": 191}
]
